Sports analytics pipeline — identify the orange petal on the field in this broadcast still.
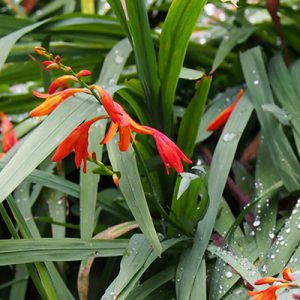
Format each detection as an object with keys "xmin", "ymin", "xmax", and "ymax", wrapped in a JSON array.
[
  {"xmin": 101, "ymin": 122, "xmax": 118, "ymax": 145},
  {"xmin": 118, "ymin": 126, "xmax": 132, "ymax": 151},
  {"xmin": 282, "ymin": 267, "xmax": 295, "ymax": 281},
  {"xmin": 207, "ymin": 89, "xmax": 244, "ymax": 131},
  {"xmin": 32, "ymin": 90, "xmax": 50, "ymax": 99},
  {"xmin": 1, "ymin": 112, "xmax": 18, "ymax": 152},
  {"xmin": 48, "ymin": 75, "xmax": 77, "ymax": 94}
]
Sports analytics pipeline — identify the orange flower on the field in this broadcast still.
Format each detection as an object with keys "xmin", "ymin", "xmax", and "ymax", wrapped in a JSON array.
[
  {"xmin": 0, "ymin": 112, "xmax": 18, "ymax": 153},
  {"xmin": 207, "ymin": 89, "xmax": 244, "ymax": 131},
  {"xmin": 52, "ymin": 116, "xmax": 104, "ymax": 173},
  {"xmin": 248, "ymin": 284, "xmax": 288, "ymax": 300},
  {"xmin": 48, "ymin": 75, "xmax": 78, "ymax": 94},
  {"xmin": 249, "ymin": 267, "xmax": 298, "ymax": 300},
  {"xmin": 30, "ymin": 88, "xmax": 87, "ymax": 116},
  {"xmin": 92, "ymin": 86, "xmax": 152, "ymax": 151},
  {"xmin": 143, "ymin": 127, "xmax": 192, "ymax": 174},
  {"xmin": 282, "ymin": 267, "xmax": 295, "ymax": 281}
]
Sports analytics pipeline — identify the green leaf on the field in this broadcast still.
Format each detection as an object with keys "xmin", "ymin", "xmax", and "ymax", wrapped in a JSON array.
[
  {"xmin": 124, "ymin": 0, "xmax": 161, "ymax": 126},
  {"xmin": 177, "ymin": 95, "xmax": 253, "ymax": 300},
  {"xmin": 0, "ymin": 161, "xmax": 80, "ymax": 198},
  {"xmin": 179, "ymin": 67, "xmax": 204, "ymax": 80},
  {"xmin": 177, "ymin": 75, "xmax": 212, "ymax": 158},
  {"xmin": 0, "ymin": 238, "xmax": 128, "ymax": 265},
  {"xmin": 177, "ymin": 172, "xmax": 199, "ymax": 200},
  {"xmin": 127, "ymin": 265, "xmax": 176, "ymax": 300},
  {"xmin": 263, "ymin": 199, "xmax": 300, "ymax": 276},
  {"xmin": 107, "ymin": 139, "xmax": 162, "ymax": 256},
  {"xmin": 0, "ymin": 20, "xmax": 47, "ymax": 71},
  {"xmin": 254, "ymin": 136, "xmax": 279, "ymax": 256},
  {"xmin": 240, "ymin": 47, "xmax": 300, "ymax": 192},
  {"xmin": 261, "ymin": 104, "xmax": 291, "ymax": 126},
  {"xmin": 0, "ymin": 94, "xmax": 99, "ymax": 203},
  {"xmin": 103, "ymin": 234, "xmax": 186, "ymax": 300},
  {"xmin": 158, "ymin": 0, "xmax": 207, "ymax": 133},
  {"xmin": 269, "ymin": 54, "xmax": 300, "ymax": 156},
  {"xmin": 211, "ymin": 25, "xmax": 255, "ymax": 73}
]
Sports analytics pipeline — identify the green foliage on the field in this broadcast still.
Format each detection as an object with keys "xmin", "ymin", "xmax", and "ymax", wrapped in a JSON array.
[{"xmin": 0, "ymin": 0, "xmax": 300, "ymax": 299}]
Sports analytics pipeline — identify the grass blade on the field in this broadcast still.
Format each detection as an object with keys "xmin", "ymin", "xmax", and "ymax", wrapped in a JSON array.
[{"xmin": 158, "ymin": 0, "xmax": 207, "ymax": 133}]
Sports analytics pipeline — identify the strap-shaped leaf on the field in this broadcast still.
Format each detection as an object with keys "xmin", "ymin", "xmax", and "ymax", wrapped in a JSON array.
[{"xmin": 0, "ymin": 94, "xmax": 98, "ymax": 203}]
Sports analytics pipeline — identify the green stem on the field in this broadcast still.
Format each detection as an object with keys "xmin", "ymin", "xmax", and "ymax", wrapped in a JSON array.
[{"xmin": 133, "ymin": 144, "xmax": 190, "ymax": 235}]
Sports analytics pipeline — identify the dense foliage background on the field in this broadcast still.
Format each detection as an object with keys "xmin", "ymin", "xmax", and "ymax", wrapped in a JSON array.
[{"xmin": 0, "ymin": 0, "xmax": 300, "ymax": 299}]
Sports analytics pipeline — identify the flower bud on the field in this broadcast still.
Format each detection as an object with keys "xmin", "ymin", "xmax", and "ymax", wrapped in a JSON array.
[
  {"xmin": 112, "ymin": 174, "xmax": 120, "ymax": 186},
  {"xmin": 55, "ymin": 55, "xmax": 61, "ymax": 64},
  {"xmin": 34, "ymin": 46, "xmax": 46, "ymax": 56},
  {"xmin": 76, "ymin": 70, "xmax": 92, "ymax": 77}
]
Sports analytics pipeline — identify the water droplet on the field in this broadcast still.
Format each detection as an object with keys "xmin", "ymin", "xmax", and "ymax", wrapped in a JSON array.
[
  {"xmin": 114, "ymin": 55, "xmax": 124, "ymax": 64},
  {"xmin": 253, "ymin": 80, "xmax": 259, "ymax": 85},
  {"xmin": 223, "ymin": 132, "xmax": 237, "ymax": 142},
  {"xmin": 297, "ymin": 223, "xmax": 300, "ymax": 229},
  {"xmin": 269, "ymin": 232, "xmax": 275, "ymax": 239},
  {"xmin": 253, "ymin": 220, "xmax": 261, "ymax": 227},
  {"xmin": 225, "ymin": 271, "xmax": 233, "ymax": 279},
  {"xmin": 285, "ymin": 228, "xmax": 291, "ymax": 233}
]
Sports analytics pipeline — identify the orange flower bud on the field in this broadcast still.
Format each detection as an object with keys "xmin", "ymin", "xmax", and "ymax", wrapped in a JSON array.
[
  {"xmin": 112, "ymin": 174, "xmax": 120, "ymax": 186},
  {"xmin": 76, "ymin": 70, "xmax": 92, "ymax": 77},
  {"xmin": 255, "ymin": 276, "xmax": 285, "ymax": 285},
  {"xmin": 34, "ymin": 46, "xmax": 46, "ymax": 56}
]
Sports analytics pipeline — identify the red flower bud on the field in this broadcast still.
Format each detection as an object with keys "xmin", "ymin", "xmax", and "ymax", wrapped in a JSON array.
[{"xmin": 76, "ymin": 70, "xmax": 92, "ymax": 77}]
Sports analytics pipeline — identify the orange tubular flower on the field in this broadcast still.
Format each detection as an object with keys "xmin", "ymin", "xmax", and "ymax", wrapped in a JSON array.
[
  {"xmin": 207, "ymin": 89, "xmax": 244, "ymax": 131},
  {"xmin": 30, "ymin": 88, "xmax": 87, "ymax": 117},
  {"xmin": 143, "ymin": 127, "xmax": 192, "ymax": 175},
  {"xmin": 282, "ymin": 267, "xmax": 295, "ymax": 281},
  {"xmin": 0, "ymin": 112, "xmax": 18, "ymax": 153},
  {"xmin": 248, "ymin": 284, "xmax": 289, "ymax": 300},
  {"xmin": 92, "ymin": 86, "xmax": 152, "ymax": 151},
  {"xmin": 48, "ymin": 75, "xmax": 78, "ymax": 94},
  {"xmin": 52, "ymin": 116, "xmax": 104, "ymax": 173}
]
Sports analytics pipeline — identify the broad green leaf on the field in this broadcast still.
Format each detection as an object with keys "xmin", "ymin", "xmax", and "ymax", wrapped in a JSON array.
[
  {"xmin": 261, "ymin": 104, "xmax": 291, "ymax": 126},
  {"xmin": 263, "ymin": 199, "xmax": 300, "ymax": 275},
  {"xmin": 158, "ymin": 0, "xmax": 207, "ymax": 133},
  {"xmin": 211, "ymin": 25, "xmax": 255, "ymax": 72},
  {"xmin": 255, "ymin": 136, "xmax": 279, "ymax": 257},
  {"xmin": 177, "ymin": 172, "xmax": 199, "ymax": 200},
  {"xmin": 208, "ymin": 245, "xmax": 261, "ymax": 286},
  {"xmin": 177, "ymin": 95, "xmax": 253, "ymax": 300},
  {"xmin": 240, "ymin": 47, "xmax": 300, "ymax": 191},
  {"xmin": 0, "ymin": 20, "xmax": 47, "ymax": 71},
  {"xmin": 0, "ymin": 161, "xmax": 80, "ymax": 198},
  {"xmin": 127, "ymin": 265, "xmax": 176, "ymax": 300},
  {"xmin": 103, "ymin": 234, "xmax": 186, "ymax": 300},
  {"xmin": 179, "ymin": 67, "xmax": 204, "ymax": 80},
  {"xmin": 177, "ymin": 75, "xmax": 212, "ymax": 158},
  {"xmin": 107, "ymin": 138, "xmax": 162, "ymax": 256},
  {"xmin": 0, "ymin": 238, "xmax": 128, "ymax": 265},
  {"xmin": 0, "ymin": 94, "xmax": 98, "ymax": 203}
]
